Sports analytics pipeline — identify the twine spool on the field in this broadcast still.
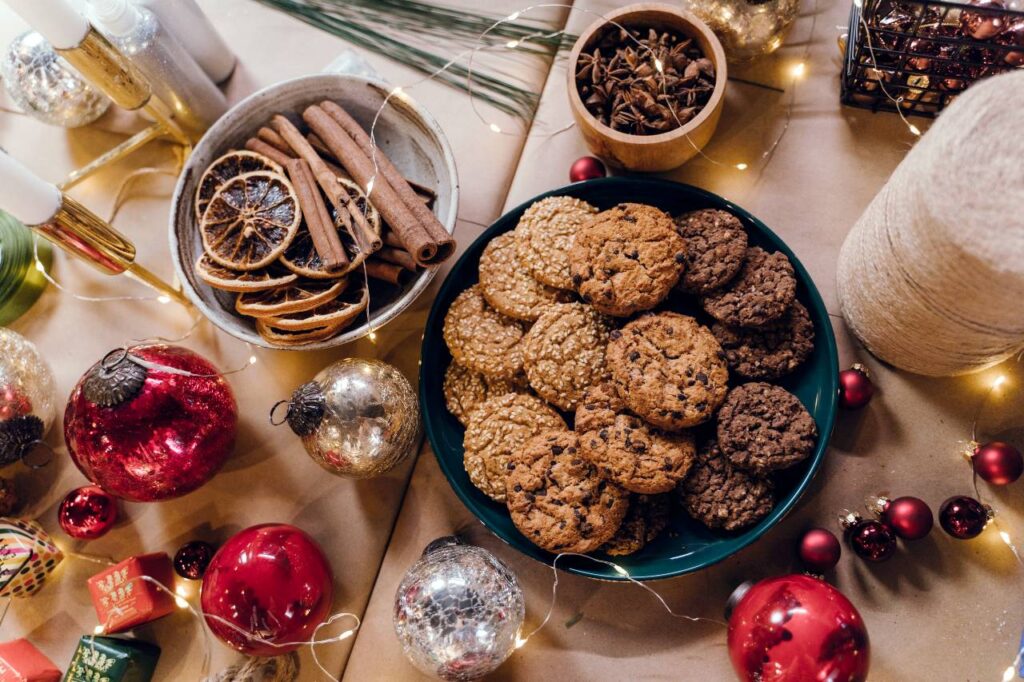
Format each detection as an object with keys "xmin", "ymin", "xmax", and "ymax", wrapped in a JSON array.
[{"xmin": 837, "ymin": 70, "xmax": 1024, "ymax": 376}]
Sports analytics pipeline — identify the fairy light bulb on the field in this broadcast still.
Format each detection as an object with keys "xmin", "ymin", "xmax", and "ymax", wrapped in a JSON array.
[
  {"xmin": 157, "ymin": 295, "xmax": 171, "ymax": 304},
  {"xmin": 368, "ymin": 331, "xmax": 377, "ymax": 342},
  {"xmin": 735, "ymin": 163, "xmax": 749, "ymax": 170},
  {"xmin": 908, "ymin": 124, "xmax": 922, "ymax": 136},
  {"xmin": 93, "ymin": 625, "xmax": 105, "ymax": 635},
  {"xmin": 993, "ymin": 375, "xmax": 1007, "ymax": 390},
  {"xmin": 506, "ymin": 11, "xmax": 521, "ymax": 21},
  {"xmin": 489, "ymin": 123, "xmax": 502, "ymax": 133},
  {"xmin": 791, "ymin": 62, "xmax": 806, "ymax": 78},
  {"xmin": 506, "ymin": 40, "xmax": 520, "ymax": 48},
  {"xmin": 1000, "ymin": 530, "xmax": 1012, "ymax": 545},
  {"xmin": 248, "ymin": 355, "xmax": 257, "ymax": 365},
  {"xmin": 654, "ymin": 58, "xmax": 664, "ymax": 73},
  {"xmin": 1002, "ymin": 666, "xmax": 1015, "ymax": 682}
]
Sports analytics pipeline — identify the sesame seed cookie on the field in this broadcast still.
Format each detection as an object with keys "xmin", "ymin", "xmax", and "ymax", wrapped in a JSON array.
[
  {"xmin": 443, "ymin": 284, "xmax": 528, "ymax": 380},
  {"xmin": 443, "ymin": 362, "xmax": 522, "ymax": 427},
  {"xmin": 673, "ymin": 208, "xmax": 748, "ymax": 294},
  {"xmin": 515, "ymin": 196, "xmax": 599, "ymax": 290},
  {"xmin": 600, "ymin": 493, "xmax": 671, "ymax": 556},
  {"xmin": 464, "ymin": 393, "xmax": 566, "ymax": 502},
  {"xmin": 479, "ymin": 232, "xmax": 575, "ymax": 321},
  {"xmin": 522, "ymin": 303, "xmax": 613, "ymax": 411},
  {"xmin": 712, "ymin": 301, "xmax": 815, "ymax": 380},
  {"xmin": 701, "ymin": 247, "xmax": 796, "ymax": 328},
  {"xmin": 569, "ymin": 203, "xmax": 686, "ymax": 317},
  {"xmin": 575, "ymin": 383, "xmax": 696, "ymax": 494},
  {"xmin": 681, "ymin": 440, "xmax": 774, "ymax": 531},
  {"xmin": 716, "ymin": 382, "xmax": 817, "ymax": 475},
  {"xmin": 505, "ymin": 429, "xmax": 628, "ymax": 554},
  {"xmin": 607, "ymin": 312, "xmax": 729, "ymax": 431}
]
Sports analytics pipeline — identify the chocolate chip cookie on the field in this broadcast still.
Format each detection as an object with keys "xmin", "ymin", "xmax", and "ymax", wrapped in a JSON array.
[
  {"xmin": 673, "ymin": 209, "xmax": 748, "ymax": 294},
  {"xmin": 506, "ymin": 429, "xmax": 628, "ymax": 553},
  {"xmin": 681, "ymin": 440, "xmax": 774, "ymax": 531},
  {"xmin": 523, "ymin": 303, "xmax": 613, "ymax": 411},
  {"xmin": 607, "ymin": 312, "xmax": 729, "ymax": 430},
  {"xmin": 712, "ymin": 301, "xmax": 815, "ymax": 380},
  {"xmin": 569, "ymin": 203, "xmax": 686, "ymax": 317},
  {"xmin": 443, "ymin": 284, "xmax": 528, "ymax": 380},
  {"xmin": 479, "ymin": 232, "xmax": 574, "ymax": 321},
  {"xmin": 443, "ymin": 362, "xmax": 521, "ymax": 427},
  {"xmin": 515, "ymin": 196, "xmax": 598, "ymax": 289},
  {"xmin": 575, "ymin": 383, "xmax": 695, "ymax": 494},
  {"xmin": 464, "ymin": 392, "xmax": 566, "ymax": 502},
  {"xmin": 716, "ymin": 382, "xmax": 817, "ymax": 474},
  {"xmin": 600, "ymin": 493, "xmax": 670, "ymax": 556},
  {"xmin": 701, "ymin": 247, "xmax": 796, "ymax": 328}
]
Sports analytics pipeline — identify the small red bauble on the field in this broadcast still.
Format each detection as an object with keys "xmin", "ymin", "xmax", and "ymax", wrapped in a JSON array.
[
  {"xmin": 201, "ymin": 524, "xmax": 333, "ymax": 655},
  {"xmin": 838, "ymin": 364, "xmax": 874, "ymax": 409},
  {"xmin": 846, "ymin": 519, "xmax": 896, "ymax": 562},
  {"xmin": 881, "ymin": 496, "xmax": 933, "ymax": 540},
  {"xmin": 939, "ymin": 495, "xmax": 990, "ymax": 539},
  {"xmin": 174, "ymin": 540, "xmax": 215, "ymax": 580},
  {"xmin": 797, "ymin": 528, "xmax": 841, "ymax": 572},
  {"xmin": 972, "ymin": 441, "xmax": 1023, "ymax": 486},
  {"xmin": 58, "ymin": 485, "xmax": 118, "ymax": 540},
  {"xmin": 960, "ymin": 0, "xmax": 1006, "ymax": 39},
  {"xmin": 727, "ymin": 574, "xmax": 870, "ymax": 682},
  {"xmin": 569, "ymin": 156, "xmax": 606, "ymax": 182}
]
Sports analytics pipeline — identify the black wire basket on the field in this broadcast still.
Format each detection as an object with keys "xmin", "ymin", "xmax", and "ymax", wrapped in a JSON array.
[{"xmin": 841, "ymin": 0, "xmax": 1024, "ymax": 117}]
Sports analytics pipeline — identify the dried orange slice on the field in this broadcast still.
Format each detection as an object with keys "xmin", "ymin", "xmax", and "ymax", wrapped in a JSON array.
[
  {"xmin": 195, "ymin": 150, "xmax": 282, "ymax": 221},
  {"xmin": 201, "ymin": 171, "xmax": 301, "ymax": 271},
  {"xmin": 235, "ymin": 277, "xmax": 347, "ymax": 317},
  {"xmin": 258, "ymin": 281, "xmax": 368, "ymax": 331},
  {"xmin": 194, "ymin": 253, "xmax": 298, "ymax": 292},
  {"xmin": 255, "ymin": 319, "xmax": 345, "ymax": 346}
]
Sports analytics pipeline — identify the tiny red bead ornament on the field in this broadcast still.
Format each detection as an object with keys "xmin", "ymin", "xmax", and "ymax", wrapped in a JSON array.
[
  {"xmin": 881, "ymin": 496, "xmax": 933, "ymax": 540},
  {"xmin": 838, "ymin": 364, "xmax": 874, "ymax": 409},
  {"xmin": 174, "ymin": 540, "xmax": 215, "ymax": 580},
  {"xmin": 939, "ymin": 495, "xmax": 990, "ymax": 539},
  {"xmin": 971, "ymin": 441, "xmax": 1023, "ymax": 486},
  {"xmin": 569, "ymin": 156, "xmax": 606, "ymax": 182},
  {"xmin": 846, "ymin": 518, "xmax": 896, "ymax": 562},
  {"xmin": 797, "ymin": 528, "xmax": 842, "ymax": 572},
  {"xmin": 58, "ymin": 485, "xmax": 118, "ymax": 540}
]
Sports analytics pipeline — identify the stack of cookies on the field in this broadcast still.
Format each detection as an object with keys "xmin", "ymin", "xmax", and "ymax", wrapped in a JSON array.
[{"xmin": 442, "ymin": 198, "xmax": 819, "ymax": 557}]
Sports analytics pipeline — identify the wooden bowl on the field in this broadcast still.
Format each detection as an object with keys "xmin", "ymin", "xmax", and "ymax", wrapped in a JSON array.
[
  {"xmin": 567, "ymin": 3, "xmax": 728, "ymax": 172},
  {"xmin": 169, "ymin": 74, "xmax": 458, "ymax": 350}
]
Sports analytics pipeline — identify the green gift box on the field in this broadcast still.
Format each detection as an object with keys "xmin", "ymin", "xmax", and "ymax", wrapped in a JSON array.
[{"xmin": 62, "ymin": 636, "xmax": 159, "ymax": 682}]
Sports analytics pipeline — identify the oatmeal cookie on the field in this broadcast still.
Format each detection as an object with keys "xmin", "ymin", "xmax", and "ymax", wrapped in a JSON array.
[
  {"xmin": 712, "ymin": 301, "xmax": 815, "ymax": 380},
  {"xmin": 443, "ymin": 284, "xmax": 528, "ymax": 380},
  {"xmin": 701, "ymin": 247, "xmax": 796, "ymax": 328},
  {"xmin": 479, "ymin": 232, "xmax": 574, "ymax": 321},
  {"xmin": 600, "ymin": 493, "xmax": 671, "ymax": 556},
  {"xmin": 506, "ymin": 429, "xmax": 628, "ymax": 553},
  {"xmin": 515, "ymin": 196, "xmax": 599, "ymax": 290},
  {"xmin": 673, "ymin": 208, "xmax": 748, "ymax": 294},
  {"xmin": 716, "ymin": 382, "xmax": 817, "ymax": 474},
  {"xmin": 569, "ymin": 203, "xmax": 686, "ymax": 317},
  {"xmin": 607, "ymin": 312, "xmax": 729, "ymax": 430},
  {"xmin": 443, "ymin": 362, "xmax": 521, "ymax": 426},
  {"xmin": 575, "ymin": 382, "xmax": 695, "ymax": 493},
  {"xmin": 522, "ymin": 303, "xmax": 613, "ymax": 411},
  {"xmin": 464, "ymin": 393, "xmax": 566, "ymax": 502},
  {"xmin": 681, "ymin": 441, "xmax": 774, "ymax": 531}
]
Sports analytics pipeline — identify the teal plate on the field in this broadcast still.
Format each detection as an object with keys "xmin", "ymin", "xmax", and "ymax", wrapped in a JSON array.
[{"xmin": 420, "ymin": 178, "xmax": 838, "ymax": 581}]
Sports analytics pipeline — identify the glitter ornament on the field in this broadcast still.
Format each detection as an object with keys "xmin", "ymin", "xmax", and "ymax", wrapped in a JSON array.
[
  {"xmin": 173, "ymin": 540, "xmax": 214, "ymax": 580},
  {"xmin": 683, "ymin": 0, "xmax": 800, "ymax": 62},
  {"xmin": 58, "ymin": 485, "xmax": 118, "ymax": 540},
  {"xmin": 394, "ymin": 537, "xmax": 525, "ymax": 681},
  {"xmin": 0, "ymin": 31, "xmax": 110, "ymax": 128},
  {"xmin": 282, "ymin": 359, "xmax": 420, "ymax": 479},
  {"xmin": 0, "ymin": 329, "xmax": 57, "ymax": 468},
  {"xmin": 64, "ymin": 345, "xmax": 237, "ymax": 502},
  {"xmin": 840, "ymin": 511, "xmax": 896, "ymax": 562},
  {"xmin": 938, "ymin": 495, "xmax": 991, "ymax": 539}
]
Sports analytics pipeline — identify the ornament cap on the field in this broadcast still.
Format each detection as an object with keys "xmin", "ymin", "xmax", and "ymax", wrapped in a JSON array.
[
  {"xmin": 0, "ymin": 414, "xmax": 43, "ymax": 466},
  {"xmin": 864, "ymin": 494, "xmax": 891, "ymax": 517},
  {"xmin": 850, "ymin": 362, "xmax": 870, "ymax": 378},
  {"xmin": 285, "ymin": 381, "xmax": 325, "ymax": 437},
  {"xmin": 423, "ymin": 535, "xmax": 465, "ymax": 557},
  {"xmin": 724, "ymin": 580, "xmax": 754, "ymax": 621},
  {"xmin": 838, "ymin": 509, "xmax": 863, "ymax": 530},
  {"xmin": 82, "ymin": 349, "xmax": 147, "ymax": 407}
]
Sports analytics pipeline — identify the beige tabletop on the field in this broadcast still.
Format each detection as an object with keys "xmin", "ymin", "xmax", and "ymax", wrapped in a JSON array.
[{"xmin": 1, "ymin": 1, "xmax": 1022, "ymax": 681}]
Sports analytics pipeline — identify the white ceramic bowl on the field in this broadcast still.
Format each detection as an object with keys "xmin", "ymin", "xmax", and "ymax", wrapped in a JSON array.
[{"xmin": 169, "ymin": 74, "xmax": 459, "ymax": 350}]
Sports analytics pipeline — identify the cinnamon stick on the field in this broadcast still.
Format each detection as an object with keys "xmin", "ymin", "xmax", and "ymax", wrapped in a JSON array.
[
  {"xmin": 245, "ymin": 138, "xmax": 292, "ymax": 167},
  {"xmin": 284, "ymin": 158, "xmax": 348, "ymax": 269},
  {"xmin": 311, "ymin": 130, "xmax": 435, "ymax": 203},
  {"xmin": 257, "ymin": 126, "xmax": 293, "ymax": 156},
  {"xmin": 365, "ymin": 258, "xmax": 405, "ymax": 285},
  {"xmin": 377, "ymin": 246, "xmax": 417, "ymax": 272},
  {"xmin": 303, "ymin": 104, "xmax": 437, "ymax": 266},
  {"xmin": 320, "ymin": 100, "xmax": 453, "ymax": 262}
]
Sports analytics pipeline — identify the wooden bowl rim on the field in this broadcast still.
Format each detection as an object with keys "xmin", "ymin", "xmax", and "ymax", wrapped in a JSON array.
[{"xmin": 567, "ymin": 2, "xmax": 728, "ymax": 146}]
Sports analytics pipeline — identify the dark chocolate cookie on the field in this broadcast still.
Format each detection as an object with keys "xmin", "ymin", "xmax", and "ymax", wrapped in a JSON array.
[
  {"xmin": 712, "ymin": 301, "xmax": 815, "ymax": 379},
  {"xmin": 600, "ymin": 493, "xmax": 670, "ymax": 556},
  {"xmin": 716, "ymin": 382, "xmax": 817, "ymax": 474},
  {"xmin": 673, "ymin": 209, "xmax": 748, "ymax": 294},
  {"xmin": 701, "ymin": 247, "xmax": 796, "ymax": 328},
  {"xmin": 681, "ymin": 440, "xmax": 774, "ymax": 531}
]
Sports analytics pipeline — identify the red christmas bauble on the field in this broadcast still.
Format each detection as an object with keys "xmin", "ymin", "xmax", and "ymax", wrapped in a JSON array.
[
  {"xmin": 569, "ymin": 156, "xmax": 607, "ymax": 182},
  {"xmin": 838, "ymin": 364, "xmax": 874, "ymax": 409},
  {"xmin": 64, "ymin": 345, "xmax": 237, "ymax": 502},
  {"xmin": 960, "ymin": 0, "xmax": 1006, "ymax": 39},
  {"xmin": 797, "ymin": 528, "xmax": 841, "ymax": 572},
  {"xmin": 57, "ymin": 485, "xmax": 118, "ymax": 540},
  {"xmin": 939, "ymin": 495, "xmax": 989, "ymax": 539},
  {"xmin": 972, "ymin": 441, "xmax": 1023, "ymax": 486},
  {"xmin": 846, "ymin": 519, "xmax": 896, "ymax": 562},
  {"xmin": 727, "ymin": 574, "xmax": 870, "ymax": 682},
  {"xmin": 882, "ymin": 496, "xmax": 933, "ymax": 540},
  {"xmin": 174, "ymin": 540, "xmax": 215, "ymax": 580},
  {"xmin": 201, "ymin": 524, "xmax": 334, "ymax": 655}
]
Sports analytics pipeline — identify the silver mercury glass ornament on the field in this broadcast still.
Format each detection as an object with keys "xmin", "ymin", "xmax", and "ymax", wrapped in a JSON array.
[
  {"xmin": 281, "ymin": 358, "xmax": 421, "ymax": 478},
  {"xmin": 1, "ymin": 31, "xmax": 110, "ymax": 128},
  {"xmin": 394, "ymin": 537, "xmax": 525, "ymax": 681},
  {"xmin": 0, "ymin": 328, "xmax": 57, "ymax": 467}
]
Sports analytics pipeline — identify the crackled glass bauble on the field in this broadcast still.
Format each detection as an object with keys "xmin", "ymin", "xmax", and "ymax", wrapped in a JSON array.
[
  {"xmin": 1, "ymin": 32, "xmax": 110, "ymax": 128},
  {"xmin": 394, "ymin": 538, "xmax": 525, "ymax": 681},
  {"xmin": 683, "ymin": 0, "xmax": 800, "ymax": 61},
  {"xmin": 0, "ymin": 329, "xmax": 57, "ymax": 468}
]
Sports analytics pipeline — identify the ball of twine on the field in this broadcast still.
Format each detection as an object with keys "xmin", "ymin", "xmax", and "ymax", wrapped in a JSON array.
[{"xmin": 837, "ymin": 70, "xmax": 1024, "ymax": 376}]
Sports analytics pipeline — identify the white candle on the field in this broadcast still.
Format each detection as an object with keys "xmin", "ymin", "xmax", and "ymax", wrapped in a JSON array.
[
  {"xmin": 4, "ymin": 0, "xmax": 90, "ymax": 50},
  {"xmin": 0, "ymin": 151, "xmax": 63, "ymax": 226}
]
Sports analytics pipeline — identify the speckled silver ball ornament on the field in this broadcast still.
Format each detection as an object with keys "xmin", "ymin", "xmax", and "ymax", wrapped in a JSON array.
[
  {"xmin": 393, "ymin": 538, "xmax": 525, "ymax": 681},
  {"xmin": 283, "ymin": 358, "xmax": 421, "ymax": 478},
  {"xmin": 1, "ymin": 31, "xmax": 110, "ymax": 128},
  {"xmin": 0, "ymin": 328, "xmax": 57, "ymax": 467}
]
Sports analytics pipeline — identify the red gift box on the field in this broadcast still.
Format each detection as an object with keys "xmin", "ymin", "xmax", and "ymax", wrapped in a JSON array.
[
  {"xmin": 87, "ymin": 553, "xmax": 175, "ymax": 633},
  {"xmin": 0, "ymin": 639, "xmax": 60, "ymax": 682}
]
